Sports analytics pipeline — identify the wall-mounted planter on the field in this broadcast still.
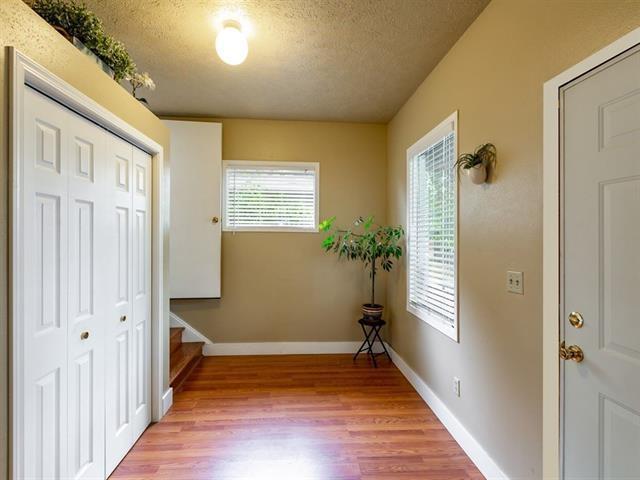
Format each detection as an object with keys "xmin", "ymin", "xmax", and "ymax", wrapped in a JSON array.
[
  {"xmin": 455, "ymin": 143, "xmax": 496, "ymax": 185},
  {"xmin": 467, "ymin": 164, "xmax": 487, "ymax": 184}
]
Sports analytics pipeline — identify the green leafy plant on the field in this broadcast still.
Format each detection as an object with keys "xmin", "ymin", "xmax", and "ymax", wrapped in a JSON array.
[
  {"xmin": 454, "ymin": 143, "xmax": 497, "ymax": 170},
  {"xmin": 319, "ymin": 216, "xmax": 404, "ymax": 306},
  {"xmin": 32, "ymin": 0, "xmax": 144, "ymax": 83}
]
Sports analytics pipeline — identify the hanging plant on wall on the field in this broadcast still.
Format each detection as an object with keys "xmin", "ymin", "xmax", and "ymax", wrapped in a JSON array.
[
  {"xmin": 455, "ymin": 143, "xmax": 497, "ymax": 184},
  {"xmin": 31, "ymin": 0, "xmax": 155, "ymax": 98}
]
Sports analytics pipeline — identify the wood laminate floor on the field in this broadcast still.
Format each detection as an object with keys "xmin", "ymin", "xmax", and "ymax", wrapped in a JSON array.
[{"xmin": 110, "ymin": 354, "xmax": 484, "ymax": 480}]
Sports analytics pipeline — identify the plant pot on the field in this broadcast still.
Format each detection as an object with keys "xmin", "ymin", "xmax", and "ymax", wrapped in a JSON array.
[
  {"xmin": 72, "ymin": 37, "xmax": 115, "ymax": 78},
  {"xmin": 467, "ymin": 164, "xmax": 487, "ymax": 184},
  {"xmin": 53, "ymin": 25, "xmax": 73, "ymax": 42},
  {"xmin": 362, "ymin": 303, "xmax": 384, "ymax": 319}
]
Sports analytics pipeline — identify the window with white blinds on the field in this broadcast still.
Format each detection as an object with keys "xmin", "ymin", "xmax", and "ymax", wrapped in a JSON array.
[
  {"xmin": 223, "ymin": 161, "xmax": 319, "ymax": 232},
  {"xmin": 406, "ymin": 112, "xmax": 458, "ymax": 341}
]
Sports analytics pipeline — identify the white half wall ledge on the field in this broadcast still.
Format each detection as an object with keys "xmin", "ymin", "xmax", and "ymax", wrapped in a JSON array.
[{"xmin": 387, "ymin": 345, "xmax": 510, "ymax": 480}]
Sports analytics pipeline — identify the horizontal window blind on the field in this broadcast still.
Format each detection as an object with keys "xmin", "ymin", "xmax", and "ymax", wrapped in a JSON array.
[
  {"xmin": 408, "ymin": 131, "xmax": 456, "ymax": 325},
  {"xmin": 223, "ymin": 162, "xmax": 318, "ymax": 231}
]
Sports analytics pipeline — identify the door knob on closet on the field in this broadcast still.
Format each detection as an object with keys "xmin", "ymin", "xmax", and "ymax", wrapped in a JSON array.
[
  {"xmin": 560, "ymin": 341, "xmax": 584, "ymax": 363},
  {"xmin": 568, "ymin": 311, "xmax": 584, "ymax": 328},
  {"xmin": 80, "ymin": 331, "xmax": 90, "ymax": 340},
  {"xmin": 211, "ymin": 216, "xmax": 220, "ymax": 224},
  {"xmin": 120, "ymin": 315, "xmax": 127, "ymax": 322}
]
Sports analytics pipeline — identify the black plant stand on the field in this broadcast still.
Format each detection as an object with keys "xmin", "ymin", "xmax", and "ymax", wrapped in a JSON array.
[{"xmin": 353, "ymin": 317, "xmax": 391, "ymax": 368}]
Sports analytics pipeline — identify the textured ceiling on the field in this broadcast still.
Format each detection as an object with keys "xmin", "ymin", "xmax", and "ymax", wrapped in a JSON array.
[{"xmin": 81, "ymin": 0, "xmax": 488, "ymax": 122}]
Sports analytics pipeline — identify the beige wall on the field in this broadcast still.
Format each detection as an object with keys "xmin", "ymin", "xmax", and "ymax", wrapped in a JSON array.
[
  {"xmin": 171, "ymin": 118, "xmax": 387, "ymax": 343},
  {"xmin": 1, "ymin": 1, "xmax": 171, "ymax": 478},
  {"xmin": 386, "ymin": 1, "xmax": 640, "ymax": 478}
]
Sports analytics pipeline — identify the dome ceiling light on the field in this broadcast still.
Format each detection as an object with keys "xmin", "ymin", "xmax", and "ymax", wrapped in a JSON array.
[{"xmin": 216, "ymin": 20, "xmax": 248, "ymax": 66}]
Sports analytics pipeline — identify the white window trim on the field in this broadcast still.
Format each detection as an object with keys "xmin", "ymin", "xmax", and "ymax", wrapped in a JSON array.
[
  {"xmin": 222, "ymin": 160, "xmax": 320, "ymax": 233},
  {"xmin": 405, "ymin": 111, "xmax": 459, "ymax": 342}
]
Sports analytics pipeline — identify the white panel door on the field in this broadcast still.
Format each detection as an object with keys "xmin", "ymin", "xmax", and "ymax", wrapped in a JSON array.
[
  {"xmin": 66, "ymin": 109, "xmax": 107, "ymax": 480},
  {"xmin": 563, "ymin": 46, "xmax": 640, "ymax": 479},
  {"xmin": 22, "ymin": 86, "xmax": 70, "ymax": 480},
  {"xmin": 131, "ymin": 147, "xmax": 152, "ymax": 440},
  {"xmin": 105, "ymin": 136, "xmax": 135, "ymax": 474},
  {"xmin": 20, "ymin": 86, "xmax": 152, "ymax": 480},
  {"xmin": 165, "ymin": 120, "xmax": 221, "ymax": 298}
]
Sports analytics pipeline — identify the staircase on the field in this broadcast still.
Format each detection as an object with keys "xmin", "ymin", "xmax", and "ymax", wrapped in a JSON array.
[{"xmin": 170, "ymin": 327, "xmax": 204, "ymax": 391}]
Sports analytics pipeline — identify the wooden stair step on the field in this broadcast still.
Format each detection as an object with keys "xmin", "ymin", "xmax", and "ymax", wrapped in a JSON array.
[
  {"xmin": 170, "ymin": 341, "xmax": 204, "ymax": 391},
  {"xmin": 170, "ymin": 327, "xmax": 185, "ymax": 355}
]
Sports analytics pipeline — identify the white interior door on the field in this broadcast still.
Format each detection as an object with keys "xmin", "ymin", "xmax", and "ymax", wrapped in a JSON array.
[
  {"xmin": 104, "ymin": 137, "xmax": 152, "ymax": 476},
  {"xmin": 19, "ymin": 84, "xmax": 152, "ymax": 480},
  {"xmin": 562, "ymin": 46, "xmax": 640, "ymax": 479},
  {"xmin": 66, "ymin": 107, "xmax": 107, "ymax": 480},
  {"xmin": 131, "ymin": 147, "xmax": 152, "ymax": 439},
  {"xmin": 22, "ymin": 86, "xmax": 71, "ymax": 480},
  {"xmin": 105, "ymin": 136, "xmax": 134, "ymax": 474},
  {"xmin": 165, "ymin": 120, "xmax": 222, "ymax": 298}
]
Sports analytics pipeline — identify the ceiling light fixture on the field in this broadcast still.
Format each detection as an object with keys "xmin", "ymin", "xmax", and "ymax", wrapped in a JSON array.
[{"xmin": 216, "ymin": 20, "xmax": 248, "ymax": 66}]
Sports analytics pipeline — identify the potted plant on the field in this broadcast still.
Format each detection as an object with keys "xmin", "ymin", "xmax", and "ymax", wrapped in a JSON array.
[
  {"xmin": 455, "ymin": 143, "xmax": 497, "ymax": 184},
  {"xmin": 319, "ymin": 216, "xmax": 404, "ymax": 319},
  {"xmin": 125, "ymin": 71, "xmax": 156, "ymax": 105},
  {"xmin": 31, "ymin": 0, "xmax": 154, "ymax": 95}
]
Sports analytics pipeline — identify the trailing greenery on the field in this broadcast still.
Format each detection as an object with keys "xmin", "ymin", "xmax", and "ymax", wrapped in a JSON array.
[
  {"xmin": 31, "ymin": 0, "xmax": 143, "ymax": 83},
  {"xmin": 455, "ymin": 143, "xmax": 497, "ymax": 170},
  {"xmin": 319, "ymin": 216, "xmax": 404, "ymax": 306}
]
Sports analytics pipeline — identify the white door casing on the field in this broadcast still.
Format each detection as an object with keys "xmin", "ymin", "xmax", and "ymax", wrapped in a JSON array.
[
  {"xmin": 562, "ymin": 46, "xmax": 640, "ymax": 479},
  {"xmin": 165, "ymin": 120, "xmax": 222, "ymax": 299},
  {"xmin": 11, "ymin": 49, "xmax": 169, "ymax": 480}
]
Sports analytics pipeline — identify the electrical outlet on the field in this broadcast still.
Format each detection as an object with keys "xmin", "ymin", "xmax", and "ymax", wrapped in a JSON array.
[
  {"xmin": 507, "ymin": 271, "xmax": 524, "ymax": 295},
  {"xmin": 453, "ymin": 377, "xmax": 461, "ymax": 397}
]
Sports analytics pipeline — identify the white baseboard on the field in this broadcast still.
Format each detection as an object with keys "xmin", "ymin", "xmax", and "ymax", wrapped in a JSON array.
[
  {"xmin": 161, "ymin": 387, "xmax": 173, "ymax": 416},
  {"xmin": 387, "ymin": 345, "xmax": 509, "ymax": 480},
  {"xmin": 170, "ymin": 311, "xmax": 213, "ymax": 345},
  {"xmin": 203, "ymin": 341, "xmax": 367, "ymax": 356}
]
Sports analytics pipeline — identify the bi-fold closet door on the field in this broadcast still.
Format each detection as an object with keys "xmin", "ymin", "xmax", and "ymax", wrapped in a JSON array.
[{"xmin": 20, "ymin": 86, "xmax": 151, "ymax": 480}]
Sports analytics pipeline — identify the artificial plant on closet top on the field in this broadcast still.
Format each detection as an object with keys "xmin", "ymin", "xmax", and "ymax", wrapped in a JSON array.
[
  {"xmin": 319, "ymin": 216, "xmax": 404, "ymax": 317},
  {"xmin": 31, "ymin": 0, "xmax": 155, "ymax": 100}
]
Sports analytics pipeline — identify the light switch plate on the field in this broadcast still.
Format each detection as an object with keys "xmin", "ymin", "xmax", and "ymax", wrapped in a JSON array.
[{"xmin": 507, "ymin": 271, "xmax": 524, "ymax": 295}]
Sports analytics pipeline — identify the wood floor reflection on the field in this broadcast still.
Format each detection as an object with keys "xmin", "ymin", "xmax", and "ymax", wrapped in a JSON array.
[{"xmin": 110, "ymin": 354, "xmax": 484, "ymax": 479}]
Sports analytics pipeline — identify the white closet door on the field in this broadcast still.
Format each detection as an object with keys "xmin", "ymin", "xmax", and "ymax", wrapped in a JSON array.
[
  {"xmin": 22, "ymin": 86, "xmax": 70, "ymax": 479},
  {"xmin": 166, "ymin": 120, "xmax": 222, "ymax": 298},
  {"xmin": 66, "ymin": 110, "xmax": 107, "ymax": 480},
  {"xmin": 131, "ymin": 147, "xmax": 152, "ymax": 439},
  {"xmin": 105, "ymin": 137, "xmax": 152, "ymax": 475},
  {"xmin": 20, "ymin": 86, "xmax": 152, "ymax": 480},
  {"xmin": 105, "ymin": 136, "xmax": 135, "ymax": 474}
]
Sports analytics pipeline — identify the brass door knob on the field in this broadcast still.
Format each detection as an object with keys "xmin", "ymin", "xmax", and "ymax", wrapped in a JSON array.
[
  {"xmin": 568, "ymin": 311, "xmax": 584, "ymax": 328},
  {"xmin": 560, "ymin": 341, "xmax": 584, "ymax": 362},
  {"xmin": 80, "ymin": 331, "xmax": 90, "ymax": 340},
  {"xmin": 120, "ymin": 315, "xmax": 127, "ymax": 322},
  {"xmin": 212, "ymin": 216, "xmax": 220, "ymax": 224}
]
